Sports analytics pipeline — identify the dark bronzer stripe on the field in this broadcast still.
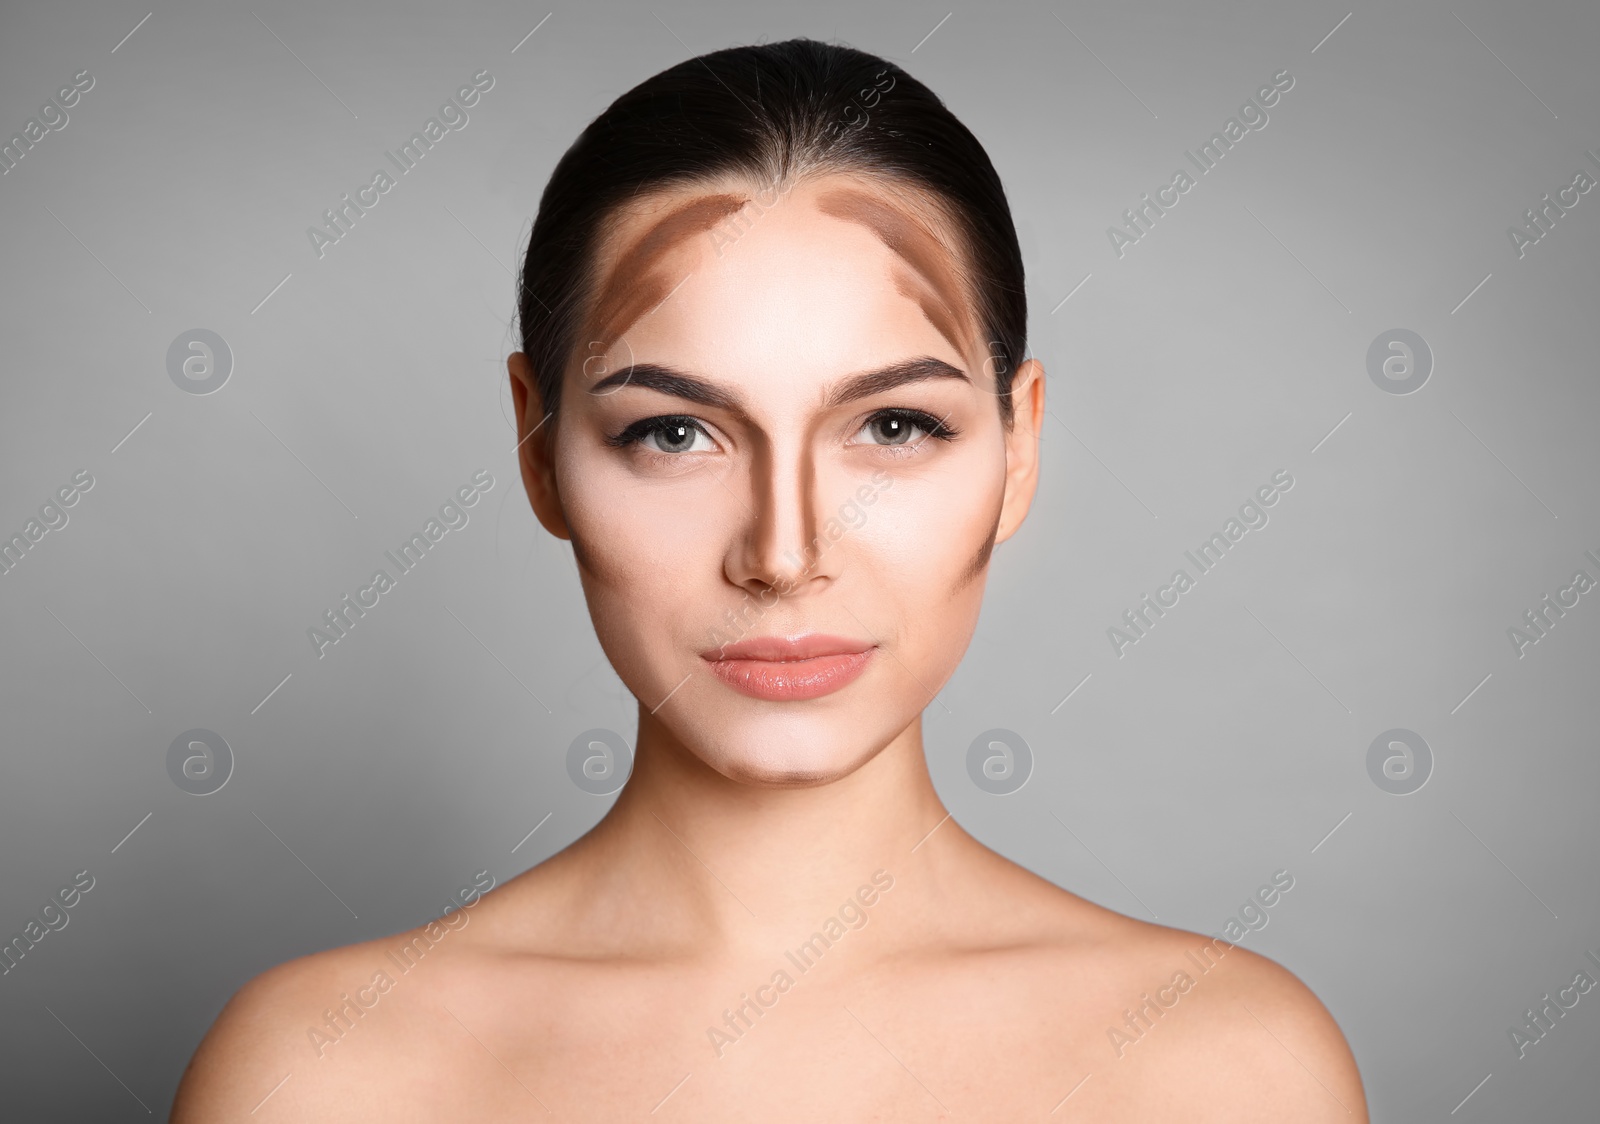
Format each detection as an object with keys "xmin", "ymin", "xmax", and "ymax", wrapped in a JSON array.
[
  {"xmin": 956, "ymin": 516, "xmax": 1000, "ymax": 591},
  {"xmin": 816, "ymin": 187, "xmax": 979, "ymax": 363},
  {"xmin": 586, "ymin": 186, "xmax": 976, "ymax": 389},
  {"xmin": 583, "ymin": 194, "xmax": 749, "ymax": 369},
  {"xmin": 892, "ymin": 269, "xmax": 969, "ymax": 363}
]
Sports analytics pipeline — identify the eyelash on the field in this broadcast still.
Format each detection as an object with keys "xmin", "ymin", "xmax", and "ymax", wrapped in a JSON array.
[
  {"xmin": 605, "ymin": 408, "xmax": 960, "ymax": 456},
  {"xmin": 859, "ymin": 408, "xmax": 961, "ymax": 451}
]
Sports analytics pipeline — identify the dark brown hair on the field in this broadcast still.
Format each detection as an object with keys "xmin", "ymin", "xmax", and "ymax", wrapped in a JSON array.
[{"xmin": 515, "ymin": 37, "xmax": 1027, "ymax": 428}]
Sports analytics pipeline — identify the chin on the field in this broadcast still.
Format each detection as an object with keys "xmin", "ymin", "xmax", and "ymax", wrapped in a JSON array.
[{"xmin": 695, "ymin": 713, "xmax": 891, "ymax": 788}]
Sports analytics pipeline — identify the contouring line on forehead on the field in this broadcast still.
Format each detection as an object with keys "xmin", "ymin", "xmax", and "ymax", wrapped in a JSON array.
[
  {"xmin": 815, "ymin": 186, "xmax": 979, "ymax": 359},
  {"xmin": 583, "ymin": 183, "xmax": 981, "ymax": 371},
  {"xmin": 583, "ymin": 193, "xmax": 748, "ymax": 357}
]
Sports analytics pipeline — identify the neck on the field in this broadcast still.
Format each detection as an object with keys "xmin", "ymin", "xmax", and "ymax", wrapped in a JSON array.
[{"xmin": 565, "ymin": 703, "xmax": 953, "ymax": 955}]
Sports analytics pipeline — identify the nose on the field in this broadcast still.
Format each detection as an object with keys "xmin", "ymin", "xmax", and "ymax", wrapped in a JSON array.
[{"xmin": 723, "ymin": 433, "xmax": 834, "ymax": 598}]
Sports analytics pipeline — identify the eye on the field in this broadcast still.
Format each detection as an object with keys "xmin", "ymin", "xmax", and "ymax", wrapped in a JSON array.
[
  {"xmin": 851, "ymin": 408, "xmax": 957, "ymax": 448},
  {"xmin": 608, "ymin": 415, "xmax": 716, "ymax": 455}
]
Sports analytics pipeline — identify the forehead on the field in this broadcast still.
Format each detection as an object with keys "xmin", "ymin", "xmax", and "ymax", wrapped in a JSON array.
[{"xmin": 578, "ymin": 174, "xmax": 979, "ymax": 370}]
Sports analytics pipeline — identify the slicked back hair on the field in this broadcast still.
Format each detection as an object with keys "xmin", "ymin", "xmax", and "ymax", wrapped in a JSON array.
[{"xmin": 515, "ymin": 37, "xmax": 1028, "ymax": 431}]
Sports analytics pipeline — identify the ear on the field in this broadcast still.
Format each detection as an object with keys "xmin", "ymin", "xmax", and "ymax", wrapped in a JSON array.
[
  {"xmin": 994, "ymin": 358, "xmax": 1044, "ymax": 545},
  {"xmin": 507, "ymin": 351, "xmax": 570, "ymax": 540}
]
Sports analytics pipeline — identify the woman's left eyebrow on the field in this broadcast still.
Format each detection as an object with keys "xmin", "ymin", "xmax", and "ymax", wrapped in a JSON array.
[
  {"xmin": 823, "ymin": 355, "xmax": 969, "ymax": 407},
  {"xmin": 588, "ymin": 355, "xmax": 968, "ymax": 411}
]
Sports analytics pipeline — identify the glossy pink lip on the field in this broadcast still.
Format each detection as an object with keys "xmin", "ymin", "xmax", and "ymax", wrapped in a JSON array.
[{"xmin": 701, "ymin": 634, "xmax": 876, "ymax": 701}]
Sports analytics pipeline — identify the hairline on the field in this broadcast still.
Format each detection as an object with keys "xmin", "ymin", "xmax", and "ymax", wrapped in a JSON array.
[{"xmin": 569, "ymin": 168, "xmax": 992, "ymax": 395}]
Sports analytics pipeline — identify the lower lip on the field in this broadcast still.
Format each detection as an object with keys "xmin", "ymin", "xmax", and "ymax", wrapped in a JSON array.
[{"xmin": 704, "ymin": 650, "xmax": 873, "ymax": 701}]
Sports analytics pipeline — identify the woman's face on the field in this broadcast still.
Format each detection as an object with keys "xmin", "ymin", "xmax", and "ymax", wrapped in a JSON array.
[{"xmin": 511, "ymin": 172, "xmax": 1043, "ymax": 786}]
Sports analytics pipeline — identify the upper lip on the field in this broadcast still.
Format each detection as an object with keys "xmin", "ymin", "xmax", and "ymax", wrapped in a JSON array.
[{"xmin": 702, "ymin": 634, "xmax": 876, "ymax": 662}]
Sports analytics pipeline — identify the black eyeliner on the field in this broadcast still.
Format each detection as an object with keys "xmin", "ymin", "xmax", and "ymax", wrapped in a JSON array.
[
  {"xmin": 870, "ymin": 407, "xmax": 959, "ymax": 441},
  {"xmin": 605, "ymin": 407, "xmax": 959, "ymax": 450},
  {"xmin": 605, "ymin": 415, "xmax": 705, "ymax": 448}
]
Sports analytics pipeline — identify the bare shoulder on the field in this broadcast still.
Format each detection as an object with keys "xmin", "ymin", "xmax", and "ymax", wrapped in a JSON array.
[
  {"xmin": 170, "ymin": 939, "xmax": 372, "ymax": 1119},
  {"xmin": 1056, "ymin": 905, "xmax": 1368, "ymax": 1122},
  {"xmin": 1129, "ymin": 926, "xmax": 1369, "ymax": 1122},
  {"xmin": 168, "ymin": 861, "xmax": 567, "ymax": 1121},
  {"xmin": 169, "ymin": 914, "xmax": 476, "ymax": 1121},
  {"xmin": 949, "ymin": 851, "xmax": 1366, "ymax": 1119}
]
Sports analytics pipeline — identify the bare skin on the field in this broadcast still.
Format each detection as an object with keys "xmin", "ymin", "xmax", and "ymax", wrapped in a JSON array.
[{"xmin": 172, "ymin": 172, "xmax": 1367, "ymax": 1121}]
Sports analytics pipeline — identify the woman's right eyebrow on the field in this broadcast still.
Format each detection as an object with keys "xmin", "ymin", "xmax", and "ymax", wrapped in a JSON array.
[
  {"xmin": 589, "ymin": 363, "xmax": 741, "ymax": 409},
  {"xmin": 587, "ymin": 356, "xmax": 968, "ymax": 413}
]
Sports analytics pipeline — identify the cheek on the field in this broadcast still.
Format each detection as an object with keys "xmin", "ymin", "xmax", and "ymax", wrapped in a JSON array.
[
  {"xmin": 885, "ymin": 454, "xmax": 1004, "ymax": 575},
  {"xmin": 559, "ymin": 435, "xmax": 725, "ymax": 569},
  {"xmin": 556, "ymin": 456, "xmax": 733, "ymax": 669},
  {"xmin": 857, "ymin": 454, "xmax": 1003, "ymax": 646}
]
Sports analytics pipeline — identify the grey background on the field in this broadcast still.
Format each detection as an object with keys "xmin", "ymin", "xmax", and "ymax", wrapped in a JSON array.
[{"xmin": 1, "ymin": 0, "xmax": 1596, "ymax": 1117}]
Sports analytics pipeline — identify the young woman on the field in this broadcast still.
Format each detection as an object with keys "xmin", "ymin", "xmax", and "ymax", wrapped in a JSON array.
[{"xmin": 174, "ymin": 38, "xmax": 1367, "ymax": 1121}]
